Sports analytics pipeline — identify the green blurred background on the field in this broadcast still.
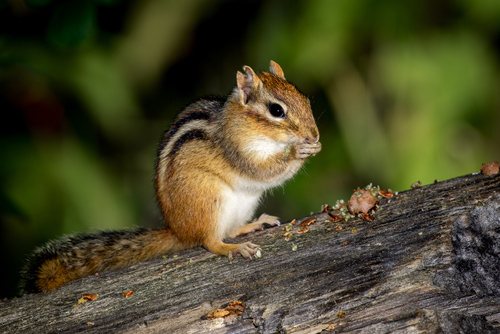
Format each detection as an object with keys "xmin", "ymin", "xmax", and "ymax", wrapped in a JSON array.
[{"xmin": 1, "ymin": 0, "xmax": 499, "ymax": 298}]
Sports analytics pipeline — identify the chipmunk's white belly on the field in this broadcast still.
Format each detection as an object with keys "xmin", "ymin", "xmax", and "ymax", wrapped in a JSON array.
[
  {"xmin": 217, "ymin": 185, "xmax": 262, "ymax": 239},
  {"xmin": 215, "ymin": 152, "xmax": 303, "ymax": 239}
]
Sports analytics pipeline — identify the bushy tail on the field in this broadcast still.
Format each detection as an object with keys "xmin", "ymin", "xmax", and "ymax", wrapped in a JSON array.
[{"xmin": 20, "ymin": 228, "xmax": 183, "ymax": 294}]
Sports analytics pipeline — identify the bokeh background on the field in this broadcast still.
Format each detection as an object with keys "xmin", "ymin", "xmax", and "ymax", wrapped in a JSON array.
[{"xmin": 1, "ymin": 0, "xmax": 499, "ymax": 298}]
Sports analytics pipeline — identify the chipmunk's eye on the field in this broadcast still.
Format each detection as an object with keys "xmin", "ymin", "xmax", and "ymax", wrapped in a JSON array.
[{"xmin": 268, "ymin": 103, "xmax": 285, "ymax": 118}]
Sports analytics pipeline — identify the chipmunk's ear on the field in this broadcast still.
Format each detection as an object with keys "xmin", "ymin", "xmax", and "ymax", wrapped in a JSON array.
[
  {"xmin": 269, "ymin": 60, "xmax": 285, "ymax": 79},
  {"xmin": 237, "ymin": 65, "xmax": 262, "ymax": 105}
]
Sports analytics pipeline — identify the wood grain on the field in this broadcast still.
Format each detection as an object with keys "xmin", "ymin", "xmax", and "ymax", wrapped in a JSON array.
[{"xmin": 1, "ymin": 172, "xmax": 500, "ymax": 333}]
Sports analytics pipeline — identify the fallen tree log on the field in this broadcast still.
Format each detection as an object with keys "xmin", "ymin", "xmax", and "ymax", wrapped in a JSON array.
[{"xmin": 1, "ymin": 171, "xmax": 500, "ymax": 333}]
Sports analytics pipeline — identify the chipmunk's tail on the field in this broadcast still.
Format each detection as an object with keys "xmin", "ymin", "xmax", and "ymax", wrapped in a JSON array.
[{"xmin": 20, "ymin": 228, "xmax": 184, "ymax": 293}]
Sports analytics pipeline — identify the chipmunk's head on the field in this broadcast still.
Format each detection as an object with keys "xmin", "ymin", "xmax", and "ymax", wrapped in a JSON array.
[{"xmin": 231, "ymin": 61, "xmax": 320, "ymax": 147}]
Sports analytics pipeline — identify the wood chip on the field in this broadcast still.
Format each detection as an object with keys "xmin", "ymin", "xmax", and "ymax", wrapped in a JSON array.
[
  {"xmin": 347, "ymin": 190, "xmax": 379, "ymax": 214},
  {"xmin": 74, "ymin": 293, "xmax": 98, "ymax": 307},
  {"xmin": 481, "ymin": 162, "xmax": 499, "ymax": 175},
  {"xmin": 123, "ymin": 291, "xmax": 134, "ymax": 298},
  {"xmin": 205, "ymin": 301, "xmax": 246, "ymax": 319},
  {"xmin": 378, "ymin": 189, "xmax": 395, "ymax": 198}
]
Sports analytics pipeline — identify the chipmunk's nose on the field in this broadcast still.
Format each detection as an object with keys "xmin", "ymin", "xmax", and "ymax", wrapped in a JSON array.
[{"xmin": 306, "ymin": 127, "xmax": 320, "ymax": 143}]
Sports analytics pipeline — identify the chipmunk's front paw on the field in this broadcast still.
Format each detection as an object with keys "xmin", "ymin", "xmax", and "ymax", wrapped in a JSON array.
[{"xmin": 293, "ymin": 141, "xmax": 322, "ymax": 159}]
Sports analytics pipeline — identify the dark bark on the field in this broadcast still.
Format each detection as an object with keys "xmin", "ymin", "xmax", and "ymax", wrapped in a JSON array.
[{"xmin": 1, "ymin": 172, "xmax": 500, "ymax": 334}]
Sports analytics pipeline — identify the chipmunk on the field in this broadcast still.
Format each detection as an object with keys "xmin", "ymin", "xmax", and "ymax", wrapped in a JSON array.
[{"xmin": 20, "ymin": 61, "xmax": 321, "ymax": 293}]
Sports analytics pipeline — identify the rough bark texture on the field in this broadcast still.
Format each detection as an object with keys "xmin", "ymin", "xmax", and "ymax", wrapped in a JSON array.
[{"xmin": 2, "ymin": 172, "xmax": 500, "ymax": 334}]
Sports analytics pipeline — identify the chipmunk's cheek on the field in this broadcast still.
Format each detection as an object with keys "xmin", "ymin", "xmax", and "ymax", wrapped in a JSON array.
[{"xmin": 243, "ymin": 135, "xmax": 288, "ymax": 159}]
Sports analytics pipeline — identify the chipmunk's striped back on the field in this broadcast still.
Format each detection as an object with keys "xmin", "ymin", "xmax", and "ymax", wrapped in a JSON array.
[{"xmin": 155, "ymin": 98, "xmax": 223, "ymax": 185}]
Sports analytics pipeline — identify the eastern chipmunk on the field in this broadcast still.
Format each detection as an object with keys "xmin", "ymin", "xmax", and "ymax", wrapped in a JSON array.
[{"xmin": 20, "ymin": 61, "xmax": 321, "ymax": 293}]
